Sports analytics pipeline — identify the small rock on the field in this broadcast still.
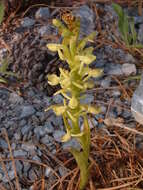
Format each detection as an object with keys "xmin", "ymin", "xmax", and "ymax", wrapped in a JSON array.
[
  {"xmin": 112, "ymin": 90, "xmax": 121, "ymax": 97},
  {"xmin": 80, "ymin": 94, "xmax": 94, "ymax": 104},
  {"xmin": 52, "ymin": 116, "xmax": 63, "ymax": 127},
  {"xmin": 44, "ymin": 122, "xmax": 54, "ymax": 133},
  {"xmin": 0, "ymin": 139, "xmax": 8, "ymax": 149},
  {"xmin": 0, "ymin": 48, "xmax": 8, "ymax": 60},
  {"xmin": 38, "ymin": 25, "xmax": 53, "ymax": 36},
  {"xmin": 101, "ymin": 77, "xmax": 111, "ymax": 88},
  {"xmin": 13, "ymin": 150, "xmax": 27, "ymax": 157},
  {"xmin": 20, "ymin": 105, "xmax": 36, "ymax": 119},
  {"xmin": 73, "ymin": 5, "xmax": 95, "ymax": 35},
  {"xmin": 124, "ymin": 54, "xmax": 135, "ymax": 63},
  {"xmin": 21, "ymin": 17, "xmax": 35, "ymax": 28},
  {"xmin": 53, "ymin": 130, "xmax": 65, "ymax": 142},
  {"xmin": 21, "ymin": 143, "xmax": 36, "ymax": 154},
  {"xmin": 19, "ymin": 119, "xmax": 27, "ymax": 127},
  {"xmin": 53, "ymin": 94, "xmax": 63, "ymax": 104},
  {"xmin": 105, "ymin": 63, "xmax": 123, "ymax": 76},
  {"xmin": 62, "ymin": 138, "xmax": 81, "ymax": 151},
  {"xmin": 21, "ymin": 125, "xmax": 31, "ymax": 136},
  {"xmin": 45, "ymin": 167, "xmax": 51, "ymax": 177},
  {"xmin": 41, "ymin": 135, "xmax": 51, "ymax": 145},
  {"xmin": 35, "ymin": 7, "xmax": 50, "ymax": 21},
  {"xmin": 9, "ymin": 92, "xmax": 23, "ymax": 104},
  {"xmin": 122, "ymin": 63, "xmax": 136, "ymax": 76},
  {"xmin": 58, "ymin": 166, "xmax": 69, "ymax": 177}
]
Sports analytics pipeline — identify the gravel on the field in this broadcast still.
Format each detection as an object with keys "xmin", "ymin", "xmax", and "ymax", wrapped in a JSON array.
[
  {"xmin": 20, "ymin": 105, "xmax": 36, "ymax": 119},
  {"xmin": 35, "ymin": 7, "xmax": 50, "ymax": 21},
  {"xmin": 21, "ymin": 17, "xmax": 35, "ymax": 28}
]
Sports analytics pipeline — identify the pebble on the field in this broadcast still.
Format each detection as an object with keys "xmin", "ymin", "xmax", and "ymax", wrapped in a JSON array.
[
  {"xmin": 53, "ymin": 94, "xmax": 63, "ymax": 104},
  {"xmin": 124, "ymin": 54, "xmax": 135, "ymax": 63},
  {"xmin": 73, "ymin": 5, "xmax": 95, "ymax": 35},
  {"xmin": 45, "ymin": 167, "xmax": 51, "ymax": 177},
  {"xmin": 38, "ymin": 25, "xmax": 53, "ymax": 36},
  {"xmin": 9, "ymin": 92, "xmax": 24, "ymax": 104},
  {"xmin": 13, "ymin": 150, "xmax": 27, "ymax": 157},
  {"xmin": 35, "ymin": 7, "xmax": 50, "ymax": 21},
  {"xmin": 58, "ymin": 166, "xmax": 69, "ymax": 177},
  {"xmin": 112, "ymin": 90, "xmax": 121, "ymax": 97},
  {"xmin": 121, "ymin": 63, "xmax": 136, "ymax": 76},
  {"xmin": 53, "ymin": 130, "xmax": 65, "ymax": 142},
  {"xmin": 105, "ymin": 63, "xmax": 123, "ymax": 76},
  {"xmin": 21, "ymin": 17, "xmax": 35, "ymax": 28},
  {"xmin": 0, "ymin": 139, "xmax": 8, "ymax": 149},
  {"xmin": 101, "ymin": 77, "xmax": 111, "ymax": 88},
  {"xmin": 21, "ymin": 125, "xmax": 31, "ymax": 136},
  {"xmin": 44, "ymin": 122, "xmax": 54, "ymax": 133},
  {"xmin": 20, "ymin": 105, "xmax": 36, "ymax": 119},
  {"xmin": 62, "ymin": 138, "xmax": 81, "ymax": 151},
  {"xmin": 80, "ymin": 94, "xmax": 94, "ymax": 104}
]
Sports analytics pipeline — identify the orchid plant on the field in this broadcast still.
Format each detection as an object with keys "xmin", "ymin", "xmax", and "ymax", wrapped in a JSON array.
[{"xmin": 45, "ymin": 17, "xmax": 102, "ymax": 189}]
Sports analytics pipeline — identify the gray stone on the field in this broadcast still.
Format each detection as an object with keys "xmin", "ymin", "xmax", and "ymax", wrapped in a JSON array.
[
  {"xmin": 44, "ymin": 122, "xmax": 54, "ymax": 133},
  {"xmin": 53, "ymin": 94, "xmax": 63, "ymax": 104},
  {"xmin": 0, "ymin": 139, "xmax": 8, "ymax": 149},
  {"xmin": 45, "ymin": 167, "xmax": 51, "ymax": 177},
  {"xmin": 15, "ymin": 160, "xmax": 23, "ymax": 173},
  {"xmin": 58, "ymin": 166, "xmax": 69, "ymax": 177},
  {"xmin": 21, "ymin": 143, "xmax": 36, "ymax": 154},
  {"xmin": 23, "ymin": 162, "xmax": 31, "ymax": 173},
  {"xmin": 35, "ymin": 7, "xmax": 50, "ymax": 21},
  {"xmin": 80, "ymin": 94, "xmax": 94, "ymax": 104},
  {"xmin": 19, "ymin": 119, "xmax": 27, "ymax": 127},
  {"xmin": 101, "ymin": 77, "xmax": 111, "ymax": 88},
  {"xmin": 20, "ymin": 105, "xmax": 35, "ymax": 119},
  {"xmin": 38, "ymin": 25, "xmax": 53, "ymax": 36},
  {"xmin": 112, "ymin": 90, "xmax": 121, "ymax": 97},
  {"xmin": 105, "ymin": 63, "xmax": 123, "ymax": 76},
  {"xmin": 21, "ymin": 17, "xmax": 35, "ymax": 28},
  {"xmin": 21, "ymin": 125, "xmax": 31, "ymax": 136},
  {"xmin": 73, "ymin": 5, "xmax": 95, "ymax": 35},
  {"xmin": 52, "ymin": 116, "xmax": 63, "ymax": 127},
  {"xmin": 32, "ymin": 155, "xmax": 41, "ymax": 162},
  {"xmin": 41, "ymin": 135, "xmax": 51, "ymax": 145},
  {"xmin": 122, "ymin": 63, "xmax": 136, "ymax": 76},
  {"xmin": 9, "ymin": 92, "xmax": 23, "ymax": 104},
  {"xmin": 124, "ymin": 54, "xmax": 135, "ymax": 63},
  {"xmin": 13, "ymin": 150, "xmax": 27, "ymax": 157},
  {"xmin": 3, "ymin": 170, "xmax": 15, "ymax": 182},
  {"xmin": 62, "ymin": 138, "xmax": 81, "ymax": 151},
  {"xmin": 53, "ymin": 130, "xmax": 65, "ymax": 142}
]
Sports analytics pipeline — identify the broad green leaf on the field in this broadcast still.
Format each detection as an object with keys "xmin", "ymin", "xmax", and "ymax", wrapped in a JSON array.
[
  {"xmin": 47, "ymin": 74, "xmax": 60, "ymax": 85},
  {"xmin": 0, "ymin": 1, "xmax": 4, "ymax": 24}
]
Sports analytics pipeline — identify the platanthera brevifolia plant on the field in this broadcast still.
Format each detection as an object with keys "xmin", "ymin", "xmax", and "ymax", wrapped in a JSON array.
[{"xmin": 45, "ymin": 15, "xmax": 102, "ymax": 189}]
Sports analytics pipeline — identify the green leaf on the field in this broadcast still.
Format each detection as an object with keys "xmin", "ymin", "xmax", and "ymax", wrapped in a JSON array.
[
  {"xmin": 112, "ymin": 3, "xmax": 124, "ymax": 19},
  {"xmin": 130, "ymin": 17, "xmax": 137, "ymax": 44},
  {"xmin": 0, "ymin": 1, "xmax": 5, "ymax": 24}
]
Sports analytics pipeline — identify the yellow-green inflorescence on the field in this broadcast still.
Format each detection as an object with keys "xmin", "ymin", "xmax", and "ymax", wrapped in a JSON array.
[{"xmin": 45, "ymin": 17, "xmax": 103, "ymax": 190}]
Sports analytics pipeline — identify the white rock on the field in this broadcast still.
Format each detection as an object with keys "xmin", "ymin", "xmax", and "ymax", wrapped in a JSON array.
[{"xmin": 122, "ymin": 63, "xmax": 136, "ymax": 76}]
